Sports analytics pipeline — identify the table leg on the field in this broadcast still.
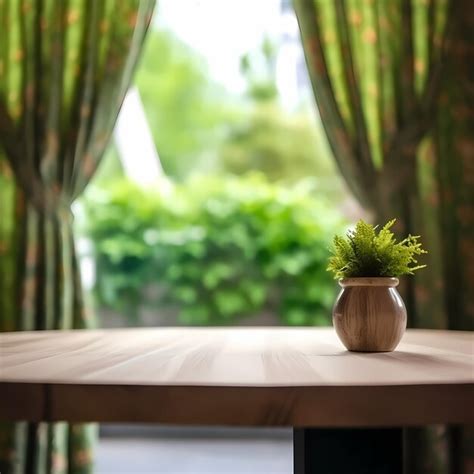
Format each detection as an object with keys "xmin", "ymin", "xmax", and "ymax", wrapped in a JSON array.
[{"xmin": 293, "ymin": 427, "xmax": 403, "ymax": 474}]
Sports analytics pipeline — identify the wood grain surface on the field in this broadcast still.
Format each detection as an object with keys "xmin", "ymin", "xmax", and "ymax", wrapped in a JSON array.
[{"xmin": 1, "ymin": 327, "xmax": 473, "ymax": 426}]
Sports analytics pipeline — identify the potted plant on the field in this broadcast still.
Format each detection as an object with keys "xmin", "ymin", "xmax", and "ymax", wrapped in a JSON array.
[{"xmin": 327, "ymin": 219, "xmax": 427, "ymax": 352}]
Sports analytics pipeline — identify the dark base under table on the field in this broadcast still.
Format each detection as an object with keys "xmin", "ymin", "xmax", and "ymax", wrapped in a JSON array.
[{"xmin": 294, "ymin": 427, "xmax": 403, "ymax": 474}]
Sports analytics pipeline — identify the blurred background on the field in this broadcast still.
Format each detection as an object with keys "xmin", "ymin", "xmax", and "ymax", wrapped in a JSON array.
[
  {"xmin": 80, "ymin": 3, "xmax": 355, "ymax": 470},
  {"xmin": 78, "ymin": 0, "xmax": 359, "ymax": 329}
]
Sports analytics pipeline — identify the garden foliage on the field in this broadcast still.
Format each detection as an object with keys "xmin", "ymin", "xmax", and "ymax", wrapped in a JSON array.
[{"xmin": 83, "ymin": 174, "xmax": 346, "ymax": 325}]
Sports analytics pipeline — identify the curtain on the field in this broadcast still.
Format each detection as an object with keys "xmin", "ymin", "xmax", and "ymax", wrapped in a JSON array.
[
  {"xmin": 0, "ymin": 0, "xmax": 155, "ymax": 472},
  {"xmin": 294, "ymin": 0, "xmax": 473, "ymax": 472}
]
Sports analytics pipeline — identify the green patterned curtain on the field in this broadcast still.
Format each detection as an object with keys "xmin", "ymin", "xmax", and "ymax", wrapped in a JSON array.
[
  {"xmin": 0, "ymin": 0, "xmax": 155, "ymax": 472},
  {"xmin": 294, "ymin": 0, "xmax": 473, "ymax": 472}
]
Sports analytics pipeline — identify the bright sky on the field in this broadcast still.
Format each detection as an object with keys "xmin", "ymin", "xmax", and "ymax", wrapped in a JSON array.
[{"xmin": 155, "ymin": 0, "xmax": 284, "ymax": 92}]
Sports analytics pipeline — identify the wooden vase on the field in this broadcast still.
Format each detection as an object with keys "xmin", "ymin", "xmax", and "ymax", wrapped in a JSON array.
[{"xmin": 332, "ymin": 277, "xmax": 407, "ymax": 352}]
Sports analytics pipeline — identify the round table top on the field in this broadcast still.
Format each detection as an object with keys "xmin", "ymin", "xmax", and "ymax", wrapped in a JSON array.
[{"xmin": 1, "ymin": 327, "xmax": 473, "ymax": 427}]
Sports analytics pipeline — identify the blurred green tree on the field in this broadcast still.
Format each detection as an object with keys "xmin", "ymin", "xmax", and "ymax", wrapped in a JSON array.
[
  {"xmin": 219, "ymin": 38, "xmax": 344, "ymax": 197},
  {"xmin": 131, "ymin": 29, "xmax": 345, "ymax": 198},
  {"xmin": 218, "ymin": 103, "xmax": 342, "ymax": 197},
  {"xmin": 134, "ymin": 29, "xmax": 236, "ymax": 178},
  {"xmin": 240, "ymin": 36, "xmax": 278, "ymax": 102}
]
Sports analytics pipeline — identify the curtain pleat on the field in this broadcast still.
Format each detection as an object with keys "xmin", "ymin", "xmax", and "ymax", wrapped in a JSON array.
[
  {"xmin": 294, "ymin": 0, "xmax": 473, "ymax": 472},
  {"xmin": 0, "ymin": 1, "xmax": 156, "ymax": 472}
]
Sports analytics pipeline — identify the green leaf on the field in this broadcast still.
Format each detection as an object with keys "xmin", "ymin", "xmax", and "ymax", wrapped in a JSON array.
[{"xmin": 327, "ymin": 219, "xmax": 427, "ymax": 278}]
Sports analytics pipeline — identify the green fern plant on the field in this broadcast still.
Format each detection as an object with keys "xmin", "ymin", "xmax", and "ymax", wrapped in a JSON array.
[{"xmin": 327, "ymin": 219, "xmax": 427, "ymax": 279}]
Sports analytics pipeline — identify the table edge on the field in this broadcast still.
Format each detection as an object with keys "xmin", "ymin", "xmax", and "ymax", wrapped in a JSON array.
[{"xmin": 3, "ymin": 381, "xmax": 473, "ymax": 427}]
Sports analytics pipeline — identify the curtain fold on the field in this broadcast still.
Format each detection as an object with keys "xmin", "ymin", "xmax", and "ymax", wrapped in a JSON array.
[
  {"xmin": 0, "ymin": 0, "xmax": 155, "ymax": 472},
  {"xmin": 294, "ymin": 0, "xmax": 473, "ymax": 472}
]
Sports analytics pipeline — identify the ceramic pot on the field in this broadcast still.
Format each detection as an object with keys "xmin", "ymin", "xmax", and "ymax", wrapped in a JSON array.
[{"xmin": 332, "ymin": 277, "xmax": 407, "ymax": 352}]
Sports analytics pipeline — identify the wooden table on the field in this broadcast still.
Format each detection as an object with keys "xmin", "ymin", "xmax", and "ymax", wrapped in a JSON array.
[{"xmin": 1, "ymin": 327, "xmax": 473, "ymax": 473}]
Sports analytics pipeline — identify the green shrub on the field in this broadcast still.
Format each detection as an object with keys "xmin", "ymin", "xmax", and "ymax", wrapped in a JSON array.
[
  {"xmin": 327, "ymin": 219, "xmax": 427, "ymax": 279},
  {"xmin": 83, "ymin": 174, "xmax": 347, "ymax": 325}
]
